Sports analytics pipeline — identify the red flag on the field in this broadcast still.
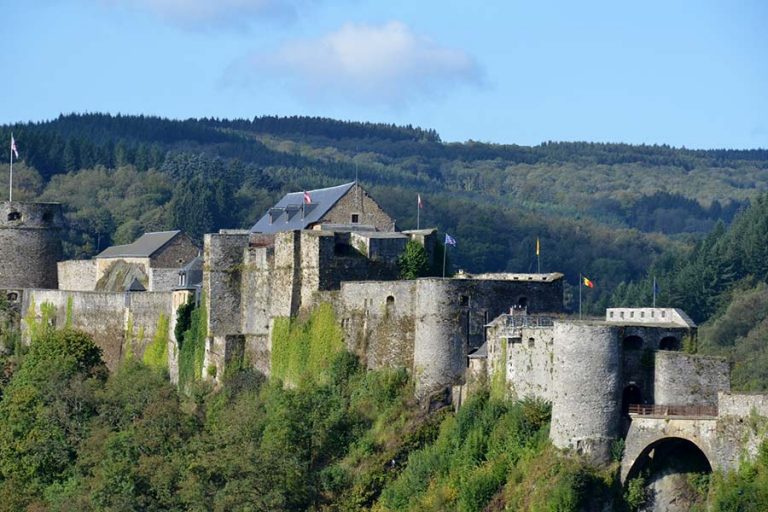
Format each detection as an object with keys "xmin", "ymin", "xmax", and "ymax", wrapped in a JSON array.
[
  {"xmin": 583, "ymin": 276, "xmax": 595, "ymax": 288},
  {"xmin": 303, "ymin": 191, "xmax": 311, "ymax": 204},
  {"xmin": 10, "ymin": 135, "xmax": 18, "ymax": 159}
]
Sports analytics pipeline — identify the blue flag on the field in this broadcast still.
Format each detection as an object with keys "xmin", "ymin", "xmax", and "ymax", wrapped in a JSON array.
[{"xmin": 445, "ymin": 233, "xmax": 457, "ymax": 247}]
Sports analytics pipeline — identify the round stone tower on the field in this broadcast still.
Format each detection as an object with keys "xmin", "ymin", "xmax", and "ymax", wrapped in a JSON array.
[
  {"xmin": 550, "ymin": 321, "xmax": 622, "ymax": 463},
  {"xmin": 413, "ymin": 279, "xmax": 468, "ymax": 399},
  {"xmin": 0, "ymin": 202, "xmax": 64, "ymax": 289}
]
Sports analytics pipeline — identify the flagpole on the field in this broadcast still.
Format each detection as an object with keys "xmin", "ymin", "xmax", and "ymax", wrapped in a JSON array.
[
  {"xmin": 652, "ymin": 276, "xmax": 657, "ymax": 308},
  {"xmin": 535, "ymin": 237, "xmax": 541, "ymax": 274},
  {"xmin": 442, "ymin": 242, "xmax": 447, "ymax": 278},
  {"xmin": 9, "ymin": 133, "xmax": 13, "ymax": 202},
  {"xmin": 416, "ymin": 197, "xmax": 420, "ymax": 230},
  {"xmin": 579, "ymin": 273, "xmax": 582, "ymax": 320}
]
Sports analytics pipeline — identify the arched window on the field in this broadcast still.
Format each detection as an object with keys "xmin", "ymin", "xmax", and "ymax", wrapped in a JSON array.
[
  {"xmin": 517, "ymin": 297, "xmax": 528, "ymax": 309},
  {"xmin": 7, "ymin": 211, "xmax": 21, "ymax": 221},
  {"xmin": 622, "ymin": 335, "xmax": 643, "ymax": 351},
  {"xmin": 659, "ymin": 336, "xmax": 681, "ymax": 351}
]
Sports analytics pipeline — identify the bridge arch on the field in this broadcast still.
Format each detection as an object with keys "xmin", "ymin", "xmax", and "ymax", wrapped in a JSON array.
[{"xmin": 621, "ymin": 429, "xmax": 717, "ymax": 483}]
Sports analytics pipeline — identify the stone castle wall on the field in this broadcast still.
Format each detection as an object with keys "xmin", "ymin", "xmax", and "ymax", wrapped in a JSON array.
[
  {"xmin": 0, "ymin": 202, "xmax": 64, "ymax": 289},
  {"xmin": 718, "ymin": 392, "xmax": 768, "ymax": 417},
  {"xmin": 654, "ymin": 351, "xmax": 730, "ymax": 406},
  {"xmin": 620, "ymin": 325, "xmax": 692, "ymax": 405},
  {"xmin": 148, "ymin": 268, "xmax": 180, "ymax": 291},
  {"xmin": 339, "ymin": 280, "xmax": 416, "ymax": 371},
  {"xmin": 504, "ymin": 326, "xmax": 556, "ymax": 401},
  {"xmin": 204, "ymin": 232, "xmax": 249, "ymax": 337},
  {"xmin": 57, "ymin": 260, "xmax": 98, "ymax": 291},
  {"xmin": 21, "ymin": 289, "xmax": 173, "ymax": 371}
]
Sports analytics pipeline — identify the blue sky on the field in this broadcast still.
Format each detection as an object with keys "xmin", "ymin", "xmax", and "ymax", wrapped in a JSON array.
[{"xmin": 2, "ymin": 0, "xmax": 766, "ymax": 148}]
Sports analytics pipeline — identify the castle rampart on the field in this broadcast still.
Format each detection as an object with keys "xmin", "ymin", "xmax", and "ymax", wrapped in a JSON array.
[
  {"xmin": 21, "ymin": 289, "xmax": 174, "ymax": 371},
  {"xmin": 653, "ymin": 351, "xmax": 730, "ymax": 407}
]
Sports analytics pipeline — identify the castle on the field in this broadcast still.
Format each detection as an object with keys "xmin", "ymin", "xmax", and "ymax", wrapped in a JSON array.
[{"xmin": 1, "ymin": 184, "xmax": 767, "ymax": 487}]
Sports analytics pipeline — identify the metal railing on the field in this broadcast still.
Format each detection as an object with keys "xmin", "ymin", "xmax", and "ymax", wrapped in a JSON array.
[
  {"xmin": 495, "ymin": 314, "xmax": 555, "ymax": 339},
  {"xmin": 628, "ymin": 404, "xmax": 718, "ymax": 418}
]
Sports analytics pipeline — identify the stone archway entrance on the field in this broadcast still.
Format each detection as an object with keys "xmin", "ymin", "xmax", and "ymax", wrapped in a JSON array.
[
  {"xmin": 625, "ymin": 437, "xmax": 712, "ymax": 512},
  {"xmin": 622, "ymin": 384, "xmax": 642, "ymax": 414}
]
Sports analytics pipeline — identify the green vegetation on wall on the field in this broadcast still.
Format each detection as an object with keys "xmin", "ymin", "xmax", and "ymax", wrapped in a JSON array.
[
  {"xmin": 178, "ymin": 294, "xmax": 207, "ymax": 391},
  {"xmin": 142, "ymin": 313, "xmax": 169, "ymax": 371},
  {"xmin": 707, "ymin": 439, "xmax": 768, "ymax": 511},
  {"xmin": 271, "ymin": 302, "xmax": 344, "ymax": 385},
  {"xmin": 64, "ymin": 295, "xmax": 73, "ymax": 328},
  {"xmin": 23, "ymin": 297, "xmax": 57, "ymax": 343},
  {"xmin": 490, "ymin": 340, "xmax": 507, "ymax": 400}
]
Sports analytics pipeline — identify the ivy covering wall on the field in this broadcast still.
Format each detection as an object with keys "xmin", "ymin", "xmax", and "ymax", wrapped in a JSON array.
[
  {"xmin": 177, "ymin": 294, "xmax": 207, "ymax": 391},
  {"xmin": 271, "ymin": 302, "xmax": 344, "ymax": 385},
  {"xmin": 142, "ymin": 313, "xmax": 169, "ymax": 370}
]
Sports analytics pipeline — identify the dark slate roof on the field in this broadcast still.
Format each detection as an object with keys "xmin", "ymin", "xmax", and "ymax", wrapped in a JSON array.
[
  {"xmin": 97, "ymin": 230, "xmax": 181, "ymax": 259},
  {"xmin": 126, "ymin": 277, "xmax": 146, "ymax": 292},
  {"xmin": 468, "ymin": 342, "xmax": 488, "ymax": 359},
  {"xmin": 250, "ymin": 182, "xmax": 356, "ymax": 234}
]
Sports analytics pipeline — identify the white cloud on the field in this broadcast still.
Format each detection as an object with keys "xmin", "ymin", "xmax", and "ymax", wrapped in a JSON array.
[
  {"xmin": 102, "ymin": 0, "xmax": 311, "ymax": 29},
  {"xmin": 236, "ymin": 21, "xmax": 482, "ymax": 105}
]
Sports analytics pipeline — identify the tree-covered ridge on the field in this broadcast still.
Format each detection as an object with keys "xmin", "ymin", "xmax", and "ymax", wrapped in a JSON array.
[{"xmin": 1, "ymin": 113, "xmax": 767, "ymax": 308}]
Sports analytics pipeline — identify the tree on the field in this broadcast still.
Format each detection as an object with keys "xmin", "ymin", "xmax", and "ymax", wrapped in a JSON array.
[{"xmin": 398, "ymin": 241, "xmax": 429, "ymax": 279}]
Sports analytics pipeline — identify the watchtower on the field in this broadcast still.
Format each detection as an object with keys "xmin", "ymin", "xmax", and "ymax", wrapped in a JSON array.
[{"xmin": 0, "ymin": 202, "xmax": 64, "ymax": 289}]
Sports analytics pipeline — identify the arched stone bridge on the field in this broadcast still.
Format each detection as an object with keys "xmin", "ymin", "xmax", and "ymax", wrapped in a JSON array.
[
  {"xmin": 620, "ymin": 403, "xmax": 766, "ymax": 483},
  {"xmin": 621, "ymin": 415, "xmax": 718, "ymax": 482}
]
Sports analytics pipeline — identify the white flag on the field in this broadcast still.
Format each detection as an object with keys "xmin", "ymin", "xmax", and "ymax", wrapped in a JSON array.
[{"xmin": 10, "ymin": 135, "xmax": 18, "ymax": 159}]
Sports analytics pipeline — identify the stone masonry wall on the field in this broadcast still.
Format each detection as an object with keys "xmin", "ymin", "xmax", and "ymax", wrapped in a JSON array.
[
  {"xmin": 0, "ymin": 202, "xmax": 63, "ymax": 289},
  {"xmin": 150, "ymin": 232, "xmax": 200, "ymax": 268},
  {"xmin": 240, "ymin": 245, "xmax": 274, "ymax": 377},
  {"xmin": 21, "ymin": 289, "xmax": 173, "ymax": 371},
  {"xmin": 550, "ymin": 322, "xmax": 621, "ymax": 463},
  {"xmin": 319, "ymin": 183, "xmax": 394, "ymax": 231},
  {"xmin": 620, "ymin": 325, "xmax": 692, "ymax": 405},
  {"xmin": 339, "ymin": 280, "xmax": 416, "ymax": 370},
  {"xmin": 654, "ymin": 351, "xmax": 730, "ymax": 406},
  {"xmin": 718, "ymin": 392, "xmax": 768, "ymax": 417},
  {"xmin": 271, "ymin": 231, "xmax": 301, "ymax": 318},
  {"xmin": 57, "ymin": 260, "xmax": 98, "ymax": 291},
  {"xmin": 148, "ymin": 268, "xmax": 180, "ymax": 291},
  {"xmin": 505, "ymin": 326, "xmax": 557, "ymax": 401},
  {"xmin": 204, "ymin": 232, "xmax": 249, "ymax": 337}
]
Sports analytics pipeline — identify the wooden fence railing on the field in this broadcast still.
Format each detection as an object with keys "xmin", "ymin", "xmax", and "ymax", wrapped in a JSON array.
[{"xmin": 628, "ymin": 404, "xmax": 717, "ymax": 418}]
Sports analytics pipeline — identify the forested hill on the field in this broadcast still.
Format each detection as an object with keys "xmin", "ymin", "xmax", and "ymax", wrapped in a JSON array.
[{"xmin": 2, "ymin": 113, "xmax": 768, "ymax": 310}]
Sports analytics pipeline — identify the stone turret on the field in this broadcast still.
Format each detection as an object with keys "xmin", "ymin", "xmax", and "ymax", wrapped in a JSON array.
[
  {"xmin": 550, "ymin": 321, "xmax": 622, "ymax": 462},
  {"xmin": 0, "ymin": 202, "xmax": 64, "ymax": 289}
]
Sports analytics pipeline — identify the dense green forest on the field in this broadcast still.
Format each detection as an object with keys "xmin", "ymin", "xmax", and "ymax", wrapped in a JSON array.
[
  {"xmin": 1, "ymin": 321, "xmax": 764, "ymax": 511},
  {"xmin": 2, "ymin": 113, "xmax": 766, "ymax": 312}
]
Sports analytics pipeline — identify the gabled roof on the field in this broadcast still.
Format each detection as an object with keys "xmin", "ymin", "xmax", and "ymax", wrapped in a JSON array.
[
  {"xmin": 97, "ymin": 230, "xmax": 181, "ymax": 259},
  {"xmin": 250, "ymin": 182, "xmax": 356, "ymax": 234}
]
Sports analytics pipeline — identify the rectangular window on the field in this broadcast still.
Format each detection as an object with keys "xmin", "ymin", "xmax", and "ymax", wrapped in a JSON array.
[{"xmin": 351, "ymin": 214, "xmax": 360, "ymax": 223}]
